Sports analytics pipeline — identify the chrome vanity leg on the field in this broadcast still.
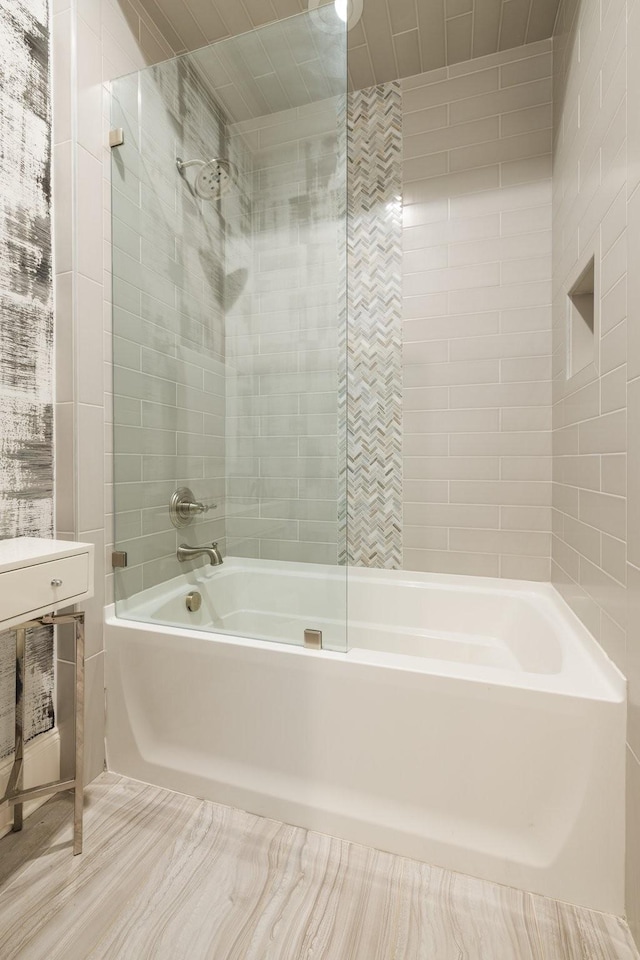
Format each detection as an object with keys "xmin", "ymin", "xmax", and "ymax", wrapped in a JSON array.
[
  {"xmin": 10, "ymin": 627, "xmax": 26, "ymax": 833},
  {"xmin": 73, "ymin": 613, "xmax": 85, "ymax": 855},
  {"xmin": 0, "ymin": 614, "xmax": 86, "ymax": 854}
]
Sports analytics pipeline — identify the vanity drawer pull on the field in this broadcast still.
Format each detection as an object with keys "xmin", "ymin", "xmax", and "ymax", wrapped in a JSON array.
[{"xmin": 51, "ymin": 579, "xmax": 63, "ymax": 587}]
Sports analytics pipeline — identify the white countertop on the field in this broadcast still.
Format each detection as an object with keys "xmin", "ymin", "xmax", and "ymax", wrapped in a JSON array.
[{"xmin": 0, "ymin": 537, "xmax": 93, "ymax": 574}]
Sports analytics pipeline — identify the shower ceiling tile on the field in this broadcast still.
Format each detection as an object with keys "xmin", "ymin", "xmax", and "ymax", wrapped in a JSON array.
[
  {"xmin": 498, "ymin": 0, "xmax": 530, "ymax": 50},
  {"xmin": 388, "ymin": 0, "xmax": 418, "ymax": 34},
  {"xmin": 150, "ymin": 0, "xmax": 207, "ymax": 49},
  {"xmin": 134, "ymin": 0, "xmax": 186, "ymax": 53},
  {"xmin": 347, "ymin": 44, "xmax": 376, "ymax": 91},
  {"xmin": 417, "ymin": 0, "xmax": 447, "ymax": 71},
  {"xmin": 470, "ymin": 0, "xmax": 502, "ymax": 57},
  {"xmin": 360, "ymin": 0, "xmax": 398, "ymax": 84},
  {"xmin": 447, "ymin": 0, "xmax": 473, "ymax": 15},
  {"xmin": 208, "ymin": 1, "xmax": 254, "ymax": 36},
  {"xmin": 242, "ymin": 0, "xmax": 280, "ymax": 26},
  {"xmin": 142, "ymin": 0, "xmax": 562, "ymax": 94},
  {"xmin": 446, "ymin": 12, "xmax": 473, "ymax": 64},
  {"xmin": 183, "ymin": 0, "xmax": 229, "ymax": 42},
  {"xmin": 346, "ymin": 18, "xmax": 366, "ymax": 46},
  {"xmin": 392, "ymin": 30, "xmax": 422, "ymax": 79},
  {"xmin": 272, "ymin": 0, "xmax": 304, "ymax": 17},
  {"xmin": 526, "ymin": 0, "xmax": 561, "ymax": 42}
]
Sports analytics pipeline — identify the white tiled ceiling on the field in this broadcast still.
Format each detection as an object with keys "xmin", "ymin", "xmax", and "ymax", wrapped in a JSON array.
[
  {"xmin": 185, "ymin": 12, "xmax": 347, "ymax": 121},
  {"xmin": 133, "ymin": 0, "xmax": 561, "ymax": 89}
]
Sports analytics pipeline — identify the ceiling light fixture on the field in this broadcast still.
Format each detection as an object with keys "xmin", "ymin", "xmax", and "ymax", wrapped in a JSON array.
[
  {"xmin": 334, "ymin": 0, "xmax": 348, "ymax": 22},
  {"xmin": 308, "ymin": 0, "xmax": 363, "ymax": 32}
]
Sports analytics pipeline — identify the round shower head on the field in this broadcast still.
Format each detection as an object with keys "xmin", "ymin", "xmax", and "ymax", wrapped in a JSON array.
[
  {"xmin": 176, "ymin": 157, "xmax": 237, "ymax": 201},
  {"xmin": 194, "ymin": 158, "xmax": 235, "ymax": 200}
]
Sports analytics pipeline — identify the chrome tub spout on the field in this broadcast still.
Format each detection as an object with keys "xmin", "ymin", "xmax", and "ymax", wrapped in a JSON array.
[{"xmin": 177, "ymin": 542, "xmax": 223, "ymax": 566}]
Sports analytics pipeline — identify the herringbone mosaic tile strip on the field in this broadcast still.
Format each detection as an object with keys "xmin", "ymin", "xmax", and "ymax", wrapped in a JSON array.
[{"xmin": 339, "ymin": 83, "xmax": 403, "ymax": 568}]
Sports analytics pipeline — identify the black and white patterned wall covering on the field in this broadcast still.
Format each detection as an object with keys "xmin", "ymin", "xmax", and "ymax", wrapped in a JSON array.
[
  {"xmin": 0, "ymin": 0, "xmax": 54, "ymax": 759},
  {"xmin": 339, "ymin": 82, "xmax": 403, "ymax": 568}
]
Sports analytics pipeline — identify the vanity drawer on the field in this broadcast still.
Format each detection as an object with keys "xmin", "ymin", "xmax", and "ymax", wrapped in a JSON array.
[{"xmin": 0, "ymin": 553, "xmax": 90, "ymax": 624}]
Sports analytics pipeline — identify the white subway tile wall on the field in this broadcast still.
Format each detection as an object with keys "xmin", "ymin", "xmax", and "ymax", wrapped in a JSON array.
[
  {"xmin": 225, "ymin": 99, "xmax": 343, "ymax": 564},
  {"xmin": 553, "ymin": 0, "xmax": 639, "ymax": 941},
  {"xmin": 400, "ymin": 40, "xmax": 553, "ymax": 580},
  {"xmin": 52, "ymin": 0, "xmax": 175, "ymax": 782},
  {"xmin": 110, "ymin": 61, "xmax": 228, "ymax": 596}
]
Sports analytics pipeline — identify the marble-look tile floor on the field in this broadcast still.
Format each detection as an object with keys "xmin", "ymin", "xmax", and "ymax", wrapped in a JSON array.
[{"xmin": 0, "ymin": 773, "xmax": 637, "ymax": 960}]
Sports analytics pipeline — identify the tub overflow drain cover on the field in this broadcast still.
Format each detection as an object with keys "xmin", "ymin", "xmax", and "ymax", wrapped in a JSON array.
[{"xmin": 186, "ymin": 591, "xmax": 202, "ymax": 613}]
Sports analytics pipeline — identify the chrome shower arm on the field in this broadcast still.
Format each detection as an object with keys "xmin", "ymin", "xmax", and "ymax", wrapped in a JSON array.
[{"xmin": 176, "ymin": 157, "xmax": 203, "ymax": 172}]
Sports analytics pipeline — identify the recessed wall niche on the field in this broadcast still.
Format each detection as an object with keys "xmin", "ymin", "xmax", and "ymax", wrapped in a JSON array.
[{"xmin": 567, "ymin": 256, "xmax": 596, "ymax": 378}]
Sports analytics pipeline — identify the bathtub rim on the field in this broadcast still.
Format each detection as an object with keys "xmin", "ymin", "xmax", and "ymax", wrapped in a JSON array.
[
  {"xmin": 104, "ymin": 593, "xmax": 625, "ymax": 704},
  {"xmin": 109, "ymin": 560, "xmax": 626, "ymax": 703}
]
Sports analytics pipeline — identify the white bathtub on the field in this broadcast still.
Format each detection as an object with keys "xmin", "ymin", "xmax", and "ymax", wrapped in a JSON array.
[{"xmin": 105, "ymin": 559, "xmax": 626, "ymax": 913}]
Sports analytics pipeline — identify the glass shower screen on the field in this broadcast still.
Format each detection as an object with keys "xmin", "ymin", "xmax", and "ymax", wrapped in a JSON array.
[{"xmin": 110, "ymin": 10, "xmax": 347, "ymax": 651}]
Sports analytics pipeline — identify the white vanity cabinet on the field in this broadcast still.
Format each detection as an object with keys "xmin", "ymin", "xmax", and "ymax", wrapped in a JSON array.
[
  {"xmin": 0, "ymin": 537, "xmax": 94, "ymax": 854},
  {"xmin": 0, "ymin": 537, "xmax": 94, "ymax": 628}
]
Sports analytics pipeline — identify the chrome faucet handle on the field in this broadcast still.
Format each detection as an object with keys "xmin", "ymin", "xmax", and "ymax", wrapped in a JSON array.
[
  {"xmin": 170, "ymin": 487, "xmax": 217, "ymax": 528},
  {"xmin": 185, "ymin": 500, "xmax": 209, "ymax": 515}
]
